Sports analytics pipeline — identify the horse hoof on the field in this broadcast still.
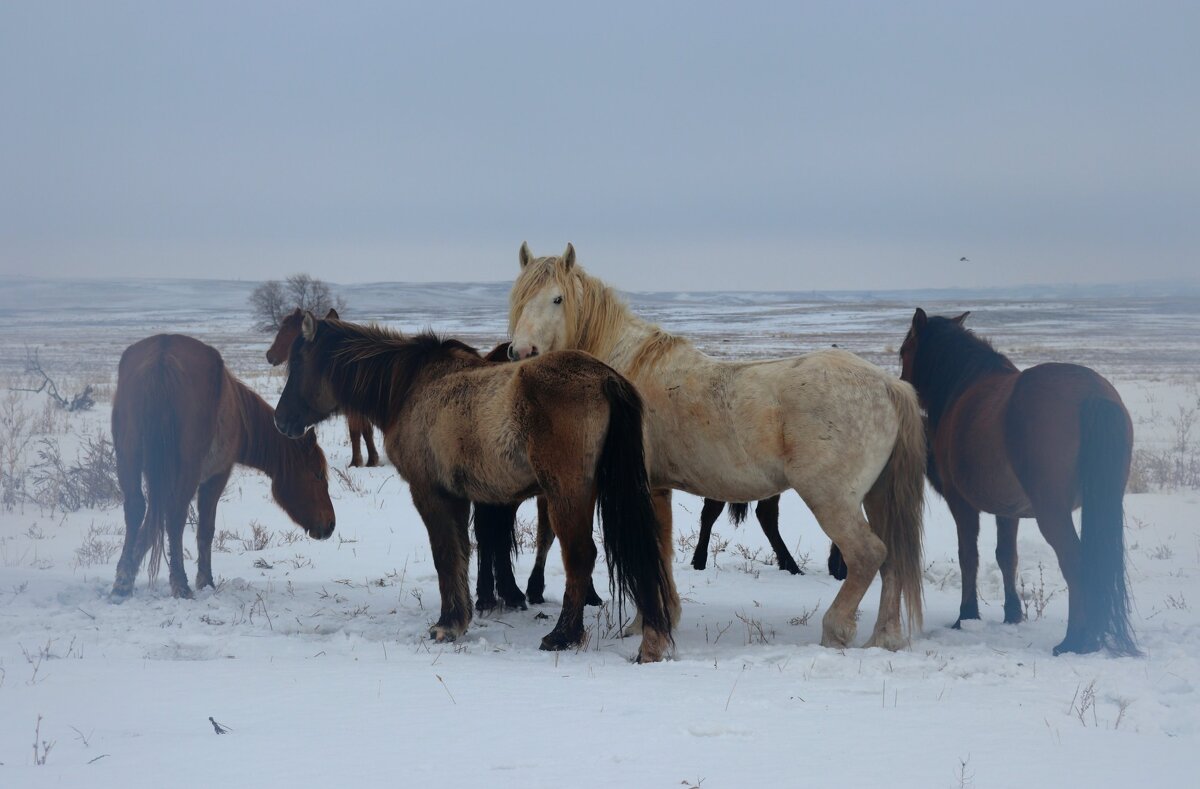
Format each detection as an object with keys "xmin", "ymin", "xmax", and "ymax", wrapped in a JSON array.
[
  {"xmin": 690, "ymin": 558, "xmax": 707, "ymax": 571},
  {"xmin": 865, "ymin": 631, "xmax": 908, "ymax": 651},
  {"xmin": 475, "ymin": 596, "xmax": 498, "ymax": 613},
  {"xmin": 585, "ymin": 590, "xmax": 603, "ymax": 607},
  {"xmin": 366, "ymin": 458, "xmax": 380, "ymax": 467},
  {"xmin": 526, "ymin": 588, "xmax": 545, "ymax": 605},
  {"xmin": 109, "ymin": 589, "xmax": 131, "ymax": 603},
  {"xmin": 500, "ymin": 593, "xmax": 528, "ymax": 611},
  {"xmin": 349, "ymin": 458, "xmax": 363, "ymax": 468},
  {"xmin": 780, "ymin": 561, "xmax": 803, "ymax": 575},
  {"xmin": 171, "ymin": 585, "xmax": 194, "ymax": 600},
  {"xmin": 539, "ymin": 631, "xmax": 580, "ymax": 651},
  {"xmin": 636, "ymin": 629, "xmax": 670, "ymax": 663},
  {"xmin": 429, "ymin": 625, "xmax": 460, "ymax": 643}
]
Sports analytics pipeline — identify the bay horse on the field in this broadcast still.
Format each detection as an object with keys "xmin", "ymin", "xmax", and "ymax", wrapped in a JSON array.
[
  {"xmin": 900, "ymin": 309, "xmax": 1137, "ymax": 655},
  {"xmin": 509, "ymin": 244, "xmax": 926, "ymax": 650},
  {"xmin": 273, "ymin": 314, "xmax": 675, "ymax": 661},
  {"xmin": 110, "ymin": 334, "xmax": 335, "ymax": 600},
  {"xmin": 268, "ymin": 308, "xmax": 380, "ymax": 467}
]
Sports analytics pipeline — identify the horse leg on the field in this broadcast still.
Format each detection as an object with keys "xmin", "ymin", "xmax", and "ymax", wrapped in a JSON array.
[
  {"xmin": 473, "ymin": 505, "xmax": 498, "ymax": 612},
  {"xmin": 525, "ymin": 496, "xmax": 555, "ymax": 604},
  {"xmin": 540, "ymin": 494, "xmax": 598, "ymax": 651},
  {"xmin": 474, "ymin": 503, "xmax": 526, "ymax": 611},
  {"xmin": 755, "ymin": 495, "xmax": 801, "ymax": 574},
  {"xmin": 362, "ymin": 425, "xmax": 381, "ymax": 467},
  {"xmin": 348, "ymin": 422, "xmax": 363, "ymax": 467},
  {"xmin": 194, "ymin": 468, "xmax": 232, "ymax": 590},
  {"xmin": 1031, "ymin": 508, "xmax": 1085, "ymax": 655},
  {"xmin": 810, "ymin": 498, "xmax": 885, "ymax": 649},
  {"xmin": 827, "ymin": 543, "xmax": 847, "ymax": 580},
  {"xmin": 653, "ymin": 489, "xmax": 681, "ymax": 623},
  {"xmin": 947, "ymin": 495, "xmax": 982, "ymax": 626},
  {"xmin": 166, "ymin": 499, "xmax": 193, "ymax": 599},
  {"xmin": 411, "ymin": 488, "xmax": 473, "ymax": 641},
  {"xmin": 996, "ymin": 516, "xmax": 1023, "ymax": 624},
  {"xmin": 691, "ymin": 498, "xmax": 725, "ymax": 570},
  {"xmin": 111, "ymin": 435, "xmax": 146, "ymax": 599}
]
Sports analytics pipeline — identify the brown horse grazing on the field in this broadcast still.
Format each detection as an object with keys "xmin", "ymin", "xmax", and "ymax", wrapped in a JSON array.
[
  {"xmin": 267, "ymin": 308, "xmax": 380, "ymax": 467},
  {"xmin": 110, "ymin": 334, "xmax": 335, "ymax": 600},
  {"xmin": 901, "ymin": 309, "xmax": 1137, "ymax": 655},
  {"xmin": 274, "ymin": 314, "xmax": 675, "ymax": 661}
]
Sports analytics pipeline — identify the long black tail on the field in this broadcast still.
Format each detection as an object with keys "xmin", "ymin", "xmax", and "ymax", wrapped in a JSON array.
[
  {"xmin": 1078, "ymin": 397, "xmax": 1138, "ymax": 655},
  {"xmin": 135, "ymin": 361, "xmax": 186, "ymax": 581},
  {"xmin": 727, "ymin": 502, "xmax": 749, "ymax": 525},
  {"xmin": 596, "ymin": 377, "xmax": 673, "ymax": 640}
]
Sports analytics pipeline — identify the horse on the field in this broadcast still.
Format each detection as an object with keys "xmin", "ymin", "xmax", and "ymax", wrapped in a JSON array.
[
  {"xmin": 268, "ymin": 308, "xmax": 381, "ymax": 467},
  {"xmin": 110, "ymin": 334, "xmax": 335, "ymax": 600},
  {"xmin": 279, "ymin": 325, "xmax": 530, "ymax": 612},
  {"xmin": 899, "ymin": 309, "xmax": 1138, "ymax": 655},
  {"xmin": 509, "ymin": 244, "xmax": 926, "ymax": 650},
  {"xmin": 273, "ymin": 314, "xmax": 675, "ymax": 661}
]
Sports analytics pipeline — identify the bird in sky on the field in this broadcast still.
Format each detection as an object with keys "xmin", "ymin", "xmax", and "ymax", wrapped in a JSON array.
[
  {"xmin": 209, "ymin": 716, "xmax": 232, "ymax": 735},
  {"xmin": 960, "ymin": 256, "xmax": 970, "ymax": 262}
]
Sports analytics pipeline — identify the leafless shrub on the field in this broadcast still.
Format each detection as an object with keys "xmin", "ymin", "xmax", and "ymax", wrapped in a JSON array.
[
  {"xmin": 675, "ymin": 526, "xmax": 698, "ymax": 555},
  {"xmin": 32, "ymin": 715, "xmax": 54, "ymax": 766},
  {"xmin": 30, "ymin": 434, "xmax": 120, "ymax": 513},
  {"xmin": 708, "ymin": 535, "xmax": 730, "ymax": 568},
  {"xmin": 1148, "ymin": 543, "xmax": 1174, "ymax": 560},
  {"xmin": 1128, "ymin": 398, "xmax": 1200, "ymax": 491},
  {"xmin": 513, "ymin": 516, "xmax": 537, "ymax": 552},
  {"xmin": 1020, "ymin": 563, "xmax": 1059, "ymax": 621},
  {"xmin": 213, "ymin": 529, "xmax": 239, "ymax": 553},
  {"xmin": 1, "ymin": 391, "xmax": 35, "ymax": 510},
  {"xmin": 334, "ymin": 467, "xmax": 365, "ymax": 494},
  {"xmin": 250, "ymin": 274, "xmax": 347, "ymax": 332},
  {"xmin": 14, "ymin": 348, "xmax": 94, "ymax": 412},
  {"xmin": 735, "ymin": 609, "xmax": 774, "ymax": 644},
  {"xmin": 1069, "ymin": 679, "xmax": 1099, "ymax": 727},
  {"xmin": 789, "ymin": 603, "xmax": 820, "ymax": 627},
  {"xmin": 246, "ymin": 521, "xmax": 272, "ymax": 552},
  {"xmin": 72, "ymin": 522, "xmax": 122, "ymax": 568}
]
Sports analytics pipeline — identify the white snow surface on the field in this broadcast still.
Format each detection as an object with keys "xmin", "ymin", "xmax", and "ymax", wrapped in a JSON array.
[{"xmin": 0, "ymin": 280, "xmax": 1197, "ymax": 787}]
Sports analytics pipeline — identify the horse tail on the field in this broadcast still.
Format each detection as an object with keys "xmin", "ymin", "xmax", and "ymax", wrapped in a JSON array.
[
  {"xmin": 596, "ymin": 376, "xmax": 674, "ymax": 642},
  {"xmin": 727, "ymin": 502, "xmax": 749, "ymax": 526},
  {"xmin": 1078, "ymin": 397, "xmax": 1138, "ymax": 656},
  {"xmin": 863, "ymin": 378, "xmax": 926, "ymax": 638},
  {"xmin": 134, "ymin": 356, "xmax": 188, "ymax": 582}
]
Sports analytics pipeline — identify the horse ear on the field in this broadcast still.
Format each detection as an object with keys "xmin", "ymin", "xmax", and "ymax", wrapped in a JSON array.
[
  {"xmin": 561, "ymin": 243, "xmax": 576, "ymax": 271},
  {"xmin": 952, "ymin": 311, "xmax": 971, "ymax": 325},
  {"xmin": 912, "ymin": 308, "xmax": 927, "ymax": 331},
  {"xmin": 325, "ymin": 308, "xmax": 339, "ymax": 320},
  {"xmin": 519, "ymin": 241, "xmax": 533, "ymax": 269},
  {"xmin": 302, "ymin": 311, "xmax": 317, "ymax": 341}
]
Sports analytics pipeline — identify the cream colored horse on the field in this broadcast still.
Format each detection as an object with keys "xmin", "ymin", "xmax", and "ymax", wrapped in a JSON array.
[{"xmin": 509, "ymin": 244, "xmax": 927, "ymax": 650}]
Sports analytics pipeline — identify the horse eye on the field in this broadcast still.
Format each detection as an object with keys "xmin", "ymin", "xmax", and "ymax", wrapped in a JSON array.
[{"xmin": 552, "ymin": 296, "xmax": 563, "ymax": 305}]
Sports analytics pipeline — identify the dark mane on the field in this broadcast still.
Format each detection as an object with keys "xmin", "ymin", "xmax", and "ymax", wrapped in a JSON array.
[
  {"xmin": 913, "ymin": 317, "xmax": 1017, "ymax": 430},
  {"xmin": 308, "ymin": 320, "xmax": 483, "ymax": 429}
]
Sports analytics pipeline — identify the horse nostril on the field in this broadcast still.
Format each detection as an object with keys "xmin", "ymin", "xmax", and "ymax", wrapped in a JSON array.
[
  {"xmin": 507, "ymin": 345, "xmax": 519, "ymax": 361},
  {"xmin": 529, "ymin": 346, "xmax": 539, "ymax": 357}
]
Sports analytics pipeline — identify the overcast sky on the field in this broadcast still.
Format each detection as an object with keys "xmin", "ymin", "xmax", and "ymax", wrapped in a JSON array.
[{"xmin": 1, "ymin": 2, "xmax": 1197, "ymax": 291}]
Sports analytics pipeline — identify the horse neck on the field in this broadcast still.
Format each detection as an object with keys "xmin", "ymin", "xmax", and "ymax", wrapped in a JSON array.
[
  {"xmin": 588, "ymin": 307, "xmax": 703, "ymax": 376},
  {"xmin": 918, "ymin": 339, "xmax": 1016, "ymax": 430},
  {"xmin": 236, "ymin": 382, "xmax": 302, "ymax": 480}
]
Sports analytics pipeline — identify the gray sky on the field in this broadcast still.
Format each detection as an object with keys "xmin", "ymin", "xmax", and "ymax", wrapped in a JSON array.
[{"xmin": 2, "ymin": 1, "xmax": 1197, "ymax": 291}]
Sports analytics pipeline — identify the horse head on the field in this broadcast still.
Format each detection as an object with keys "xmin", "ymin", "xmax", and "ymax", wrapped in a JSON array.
[
  {"xmin": 508, "ymin": 242, "xmax": 577, "ymax": 360},
  {"xmin": 272, "ymin": 427, "xmax": 336, "ymax": 540},
  {"xmin": 899, "ymin": 308, "xmax": 970, "ymax": 383},
  {"xmin": 267, "ymin": 308, "xmax": 341, "ymax": 366},
  {"xmin": 274, "ymin": 312, "xmax": 340, "ymax": 439}
]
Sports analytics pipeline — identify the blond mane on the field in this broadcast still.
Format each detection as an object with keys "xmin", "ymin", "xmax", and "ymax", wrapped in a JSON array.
[{"xmin": 509, "ymin": 254, "xmax": 686, "ymax": 369}]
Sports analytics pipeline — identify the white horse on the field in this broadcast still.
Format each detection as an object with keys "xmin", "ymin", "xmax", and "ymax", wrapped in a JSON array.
[{"xmin": 509, "ymin": 243, "xmax": 926, "ymax": 650}]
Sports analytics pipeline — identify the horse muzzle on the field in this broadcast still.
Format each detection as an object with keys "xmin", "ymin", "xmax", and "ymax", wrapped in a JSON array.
[
  {"xmin": 308, "ymin": 518, "xmax": 335, "ymax": 540},
  {"xmin": 509, "ymin": 344, "xmax": 538, "ymax": 360},
  {"xmin": 274, "ymin": 413, "xmax": 307, "ymax": 439}
]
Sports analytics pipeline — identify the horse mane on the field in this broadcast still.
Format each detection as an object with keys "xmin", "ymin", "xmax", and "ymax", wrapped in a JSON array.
[
  {"xmin": 510, "ymin": 255, "xmax": 687, "ymax": 366},
  {"xmin": 311, "ymin": 319, "xmax": 482, "ymax": 429},
  {"xmin": 913, "ymin": 316, "xmax": 1018, "ymax": 429},
  {"xmin": 231, "ymin": 374, "xmax": 317, "ymax": 477}
]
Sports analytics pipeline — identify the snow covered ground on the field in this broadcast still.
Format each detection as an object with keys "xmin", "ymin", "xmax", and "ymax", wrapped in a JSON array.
[{"xmin": 0, "ymin": 279, "xmax": 1197, "ymax": 787}]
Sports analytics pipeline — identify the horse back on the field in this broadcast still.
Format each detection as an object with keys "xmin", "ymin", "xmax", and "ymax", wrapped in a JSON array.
[{"xmin": 113, "ymin": 335, "xmax": 232, "ymax": 480}]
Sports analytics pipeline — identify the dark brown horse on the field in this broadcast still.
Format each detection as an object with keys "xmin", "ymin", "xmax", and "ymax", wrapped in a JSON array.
[
  {"xmin": 274, "ymin": 314, "xmax": 675, "ymax": 661},
  {"xmin": 690, "ymin": 497, "xmax": 804, "ymax": 574},
  {"xmin": 111, "ymin": 334, "xmax": 335, "ymax": 600},
  {"xmin": 901, "ymin": 309, "xmax": 1137, "ymax": 655},
  {"xmin": 267, "ymin": 308, "xmax": 380, "ymax": 467}
]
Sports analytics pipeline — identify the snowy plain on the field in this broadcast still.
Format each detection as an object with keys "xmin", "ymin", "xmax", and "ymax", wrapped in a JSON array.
[{"xmin": 0, "ymin": 278, "xmax": 1197, "ymax": 788}]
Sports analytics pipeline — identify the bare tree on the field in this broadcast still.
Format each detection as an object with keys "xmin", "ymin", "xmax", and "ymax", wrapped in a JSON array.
[{"xmin": 250, "ymin": 274, "xmax": 346, "ymax": 332}]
